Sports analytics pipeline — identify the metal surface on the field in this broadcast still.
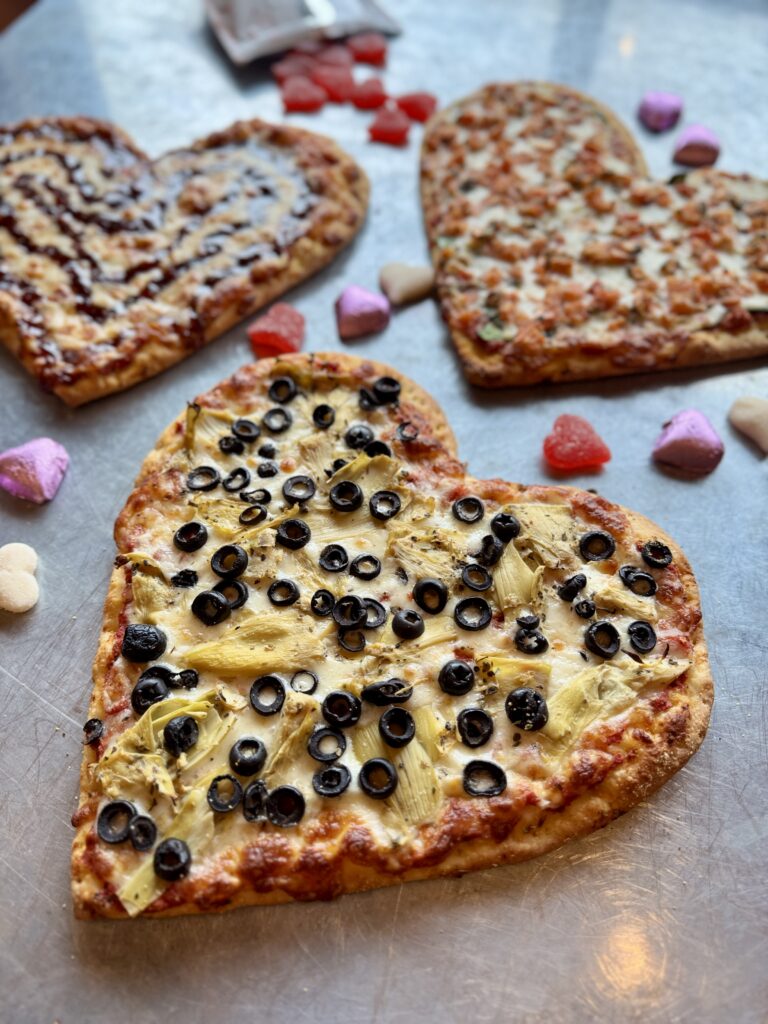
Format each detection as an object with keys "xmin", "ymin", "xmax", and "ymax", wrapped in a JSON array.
[{"xmin": 1, "ymin": 1, "xmax": 766, "ymax": 1021}]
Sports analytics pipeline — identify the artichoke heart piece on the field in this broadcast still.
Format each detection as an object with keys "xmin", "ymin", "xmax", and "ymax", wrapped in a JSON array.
[
  {"xmin": 184, "ymin": 403, "xmax": 234, "ymax": 455},
  {"xmin": 331, "ymin": 453, "xmax": 403, "ymax": 492},
  {"xmin": 593, "ymin": 579, "xmax": 659, "ymax": 621},
  {"xmin": 509, "ymin": 504, "xmax": 575, "ymax": 568},
  {"xmin": 493, "ymin": 540, "xmax": 536, "ymax": 612},
  {"xmin": 131, "ymin": 570, "xmax": 174, "ymax": 625},
  {"xmin": 117, "ymin": 789, "xmax": 214, "ymax": 917},
  {"xmin": 412, "ymin": 705, "xmax": 454, "ymax": 759},
  {"xmin": 185, "ymin": 612, "xmax": 318, "ymax": 676},
  {"xmin": 368, "ymin": 618, "xmax": 459, "ymax": 664},
  {"xmin": 262, "ymin": 693, "xmax": 319, "ymax": 784},
  {"xmin": 386, "ymin": 524, "xmax": 461, "ymax": 582},
  {"xmin": 123, "ymin": 552, "xmax": 168, "ymax": 580},
  {"xmin": 543, "ymin": 658, "xmax": 690, "ymax": 742},
  {"xmin": 353, "ymin": 723, "xmax": 442, "ymax": 827},
  {"xmin": 476, "ymin": 654, "xmax": 552, "ymax": 701}
]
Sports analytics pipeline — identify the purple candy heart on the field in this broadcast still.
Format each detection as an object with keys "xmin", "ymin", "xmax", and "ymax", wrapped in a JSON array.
[
  {"xmin": 673, "ymin": 124, "xmax": 720, "ymax": 167},
  {"xmin": 652, "ymin": 410, "xmax": 724, "ymax": 475},
  {"xmin": 0, "ymin": 437, "xmax": 70, "ymax": 503},
  {"xmin": 335, "ymin": 285, "xmax": 390, "ymax": 340},
  {"xmin": 637, "ymin": 91, "xmax": 683, "ymax": 133}
]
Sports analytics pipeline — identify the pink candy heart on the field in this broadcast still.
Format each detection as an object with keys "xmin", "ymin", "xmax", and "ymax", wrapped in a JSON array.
[
  {"xmin": 638, "ymin": 91, "xmax": 683, "ymax": 133},
  {"xmin": 335, "ymin": 285, "xmax": 390, "ymax": 340},
  {"xmin": 0, "ymin": 437, "xmax": 70, "ymax": 503},
  {"xmin": 652, "ymin": 410, "xmax": 724, "ymax": 475},
  {"xmin": 673, "ymin": 124, "xmax": 720, "ymax": 167}
]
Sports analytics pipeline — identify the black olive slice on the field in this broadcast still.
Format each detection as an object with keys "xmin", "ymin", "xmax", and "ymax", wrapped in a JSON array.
[
  {"xmin": 312, "ymin": 403, "xmax": 335, "ymax": 429},
  {"xmin": 276, "ymin": 519, "xmax": 311, "ymax": 549},
  {"xmin": 359, "ymin": 758, "xmax": 398, "ymax": 799},
  {"xmin": 574, "ymin": 599, "xmax": 596, "ymax": 619},
  {"xmin": 239, "ymin": 504, "xmax": 268, "ymax": 526},
  {"xmin": 311, "ymin": 588, "xmax": 335, "ymax": 617},
  {"xmin": 461, "ymin": 564, "xmax": 492, "ymax": 591},
  {"xmin": 223, "ymin": 467, "xmax": 251, "ymax": 493},
  {"xmin": 392, "ymin": 608, "xmax": 425, "ymax": 639},
  {"xmin": 364, "ymin": 440, "xmax": 392, "ymax": 458},
  {"xmin": 396, "ymin": 421, "xmax": 419, "ymax": 443},
  {"xmin": 322, "ymin": 690, "xmax": 362, "ymax": 728},
  {"xmin": 514, "ymin": 627, "xmax": 549, "ymax": 654},
  {"xmin": 372, "ymin": 376, "xmax": 401, "ymax": 405},
  {"xmin": 207, "ymin": 774, "xmax": 243, "ymax": 813},
  {"xmin": 338, "ymin": 628, "xmax": 366, "ymax": 653},
  {"xmin": 219, "ymin": 435, "xmax": 244, "ymax": 456},
  {"xmin": 452, "ymin": 496, "xmax": 484, "ymax": 524},
  {"xmin": 267, "ymin": 578, "xmax": 300, "ymax": 607},
  {"xmin": 585, "ymin": 620, "xmax": 621, "ymax": 659},
  {"xmin": 266, "ymin": 786, "xmax": 305, "ymax": 827},
  {"xmin": 308, "ymin": 726, "xmax": 347, "ymax": 762},
  {"xmin": 241, "ymin": 487, "xmax": 272, "ymax": 505},
  {"xmin": 505, "ymin": 688, "xmax": 548, "ymax": 730},
  {"xmin": 362, "ymin": 678, "xmax": 413, "ymax": 706},
  {"xmin": 319, "ymin": 543, "xmax": 349, "ymax": 572},
  {"xmin": 268, "ymin": 376, "xmax": 299, "ymax": 404},
  {"xmin": 369, "ymin": 489, "xmax": 401, "ymax": 520},
  {"xmin": 312, "ymin": 765, "xmax": 351, "ymax": 798},
  {"xmin": 163, "ymin": 715, "xmax": 199, "ymax": 758},
  {"xmin": 628, "ymin": 620, "xmax": 657, "ymax": 653},
  {"xmin": 618, "ymin": 565, "xmax": 658, "ymax": 597},
  {"xmin": 345, "ymin": 423, "xmax": 374, "ymax": 449},
  {"xmin": 290, "ymin": 669, "xmax": 319, "ymax": 694},
  {"xmin": 213, "ymin": 579, "xmax": 249, "ymax": 609},
  {"xmin": 257, "ymin": 460, "xmax": 279, "ymax": 478},
  {"xmin": 128, "ymin": 814, "xmax": 157, "ymax": 852},
  {"xmin": 282, "ymin": 474, "xmax": 316, "ymax": 504},
  {"xmin": 229, "ymin": 737, "xmax": 267, "ymax": 776},
  {"xmin": 350, "ymin": 554, "xmax": 381, "ymax": 581},
  {"xmin": 579, "ymin": 530, "xmax": 616, "ymax": 561},
  {"xmin": 262, "ymin": 407, "xmax": 293, "ymax": 433},
  {"xmin": 438, "ymin": 659, "xmax": 474, "ymax": 696},
  {"xmin": 242, "ymin": 780, "xmax": 268, "ymax": 822},
  {"xmin": 463, "ymin": 760, "xmax": 507, "ymax": 797},
  {"xmin": 457, "ymin": 707, "xmax": 494, "ymax": 748},
  {"xmin": 490, "ymin": 511, "xmax": 521, "ymax": 542},
  {"xmin": 173, "ymin": 668, "xmax": 199, "ymax": 690},
  {"xmin": 174, "ymin": 521, "xmax": 208, "ymax": 552},
  {"xmin": 359, "ymin": 598, "xmax": 386, "ymax": 630},
  {"xmin": 131, "ymin": 675, "xmax": 170, "ymax": 715},
  {"xmin": 82, "ymin": 718, "xmax": 103, "ymax": 746},
  {"xmin": 191, "ymin": 590, "xmax": 231, "ymax": 626},
  {"xmin": 516, "ymin": 612, "xmax": 540, "ymax": 629},
  {"xmin": 250, "ymin": 675, "xmax": 286, "ymax": 715},
  {"xmin": 232, "ymin": 418, "xmax": 260, "ymax": 442},
  {"xmin": 558, "ymin": 572, "xmax": 587, "ymax": 602},
  {"xmin": 641, "ymin": 540, "xmax": 673, "ymax": 569},
  {"xmin": 154, "ymin": 838, "xmax": 191, "ymax": 880},
  {"xmin": 187, "ymin": 466, "xmax": 220, "ymax": 492},
  {"xmin": 413, "ymin": 578, "xmax": 448, "ymax": 614},
  {"xmin": 211, "ymin": 544, "xmax": 248, "ymax": 580},
  {"xmin": 121, "ymin": 623, "xmax": 167, "ymax": 663},
  {"xmin": 330, "ymin": 480, "xmax": 363, "ymax": 512},
  {"xmin": 358, "ymin": 386, "xmax": 378, "ymax": 410},
  {"xmin": 258, "ymin": 442, "xmax": 277, "ymax": 458},
  {"xmin": 378, "ymin": 707, "xmax": 415, "ymax": 749},
  {"xmin": 454, "ymin": 598, "xmax": 492, "ymax": 632},
  {"xmin": 473, "ymin": 534, "xmax": 504, "ymax": 567},
  {"xmin": 171, "ymin": 569, "xmax": 198, "ymax": 588},
  {"xmin": 332, "ymin": 595, "xmax": 367, "ymax": 630},
  {"xmin": 97, "ymin": 800, "xmax": 136, "ymax": 844}
]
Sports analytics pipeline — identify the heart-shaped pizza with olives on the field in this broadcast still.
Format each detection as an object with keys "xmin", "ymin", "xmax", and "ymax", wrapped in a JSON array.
[
  {"xmin": 421, "ymin": 81, "xmax": 768, "ymax": 387},
  {"xmin": 0, "ymin": 116, "xmax": 367, "ymax": 405},
  {"xmin": 71, "ymin": 353, "xmax": 712, "ymax": 919}
]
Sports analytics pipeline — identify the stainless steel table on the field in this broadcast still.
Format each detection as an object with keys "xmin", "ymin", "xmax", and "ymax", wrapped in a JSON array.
[{"xmin": 1, "ymin": 1, "xmax": 766, "ymax": 1021}]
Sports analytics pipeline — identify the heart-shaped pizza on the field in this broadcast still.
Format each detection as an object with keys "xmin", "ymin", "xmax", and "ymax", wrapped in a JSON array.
[
  {"xmin": 71, "ymin": 353, "xmax": 711, "ymax": 918},
  {"xmin": 0, "ymin": 117, "xmax": 367, "ymax": 405},
  {"xmin": 421, "ymin": 81, "xmax": 768, "ymax": 387}
]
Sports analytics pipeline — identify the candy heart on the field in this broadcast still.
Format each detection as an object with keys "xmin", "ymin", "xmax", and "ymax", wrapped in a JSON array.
[
  {"xmin": 728, "ymin": 396, "xmax": 768, "ymax": 454},
  {"xmin": 0, "ymin": 116, "xmax": 367, "ymax": 405},
  {"xmin": 542, "ymin": 415, "xmax": 611, "ymax": 472},
  {"xmin": 652, "ymin": 409, "xmax": 724, "ymax": 475},
  {"xmin": 0, "ymin": 541, "xmax": 39, "ymax": 613},
  {"xmin": 247, "ymin": 303, "xmax": 305, "ymax": 358},
  {"xmin": 637, "ymin": 90, "xmax": 683, "ymax": 133},
  {"xmin": 421, "ymin": 82, "xmax": 768, "ymax": 388},
  {"xmin": 0, "ymin": 437, "xmax": 69, "ymax": 503},
  {"xmin": 335, "ymin": 285, "xmax": 391, "ymax": 339},
  {"xmin": 673, "ymin": 124, "xmax": 720, "ymax": 167},
  {"xmin": 379, "ymin": 262, "xmax": 435, "ymax": 306}
]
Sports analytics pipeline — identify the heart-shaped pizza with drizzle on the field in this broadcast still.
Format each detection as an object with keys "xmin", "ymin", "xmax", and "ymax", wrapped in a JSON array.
[
  {"xmin": 0, "ymin": 117, "xmax": 367, "ymax": 405},
  {"xmin": 421, "ymin": 81, "xmax": 768, "ymax": 387},
  {"xmin": 71, "ymin": 353, "xmax": 712, "ymax": 918}
]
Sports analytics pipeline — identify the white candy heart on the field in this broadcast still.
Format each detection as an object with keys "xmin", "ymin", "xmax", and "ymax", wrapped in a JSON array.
[
  {"xmin": 729, "ymin": 396, "xmax": 768, "ymax": 455},
  {"xmin": 379, "ymin": 262, "xmax": 434, "ymax": 306},
  {"xmin": 0, "ymin": 542, "xmax": 40, "ymax": 613}
]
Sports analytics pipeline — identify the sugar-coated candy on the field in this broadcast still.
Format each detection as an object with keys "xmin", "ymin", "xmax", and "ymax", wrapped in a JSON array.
[
  {"xmin": 543, "ymin": 415, "xmax": 611, "ymax": 472},
  {"xmin": 281, "ymin": 76, "xmax": 326, "ymax": 113},
  {"xmin": 272, "ymin": 54, "xmax": 317, "ymax": 83},
  {"xmin": 335, "ymin": 285, "xmax": 391, "ymax": 340},
  {"xmin": 347, "ymin": 33, "xmax": 388, "ymax": 66},
  {"xmin": 315, "ymin": 44, "xmax": 354, "ymax": 68},
  {"xmin": 247, "ymin": 303, "xmax": 305, "ymax": 357},
  {"xmin": 369, "ymin": 106, "xmax": 410, "ymax": 145},
  {"xmin": 396, "ymin": 92, "xmax": 438, "ymax": 123},
  {"xmin": 0, "ymin": 542, "xmax": 39, "ymax": 614},
  {"xmin": 311, "ymin": 65, "xmax": 355, "ymax": 103},
  {"xmin": 0, "ymin": 437, "xmax": 69, "ymax": 503},
  {"xmin": 351, "ymin": 77, "xmax": 388, "ymax": 110},
  {"xmin": 728, "ymin": 397, "xmax": 768, "ymax": 455},
  {"xmin": 637, "ymin": 91, "xmax": 683, "ymax": 132},
  {"xmin": 673, "ymin": 124, "xmax": 720, "ymax": 167},
  {"xmin": 379, "ymin": 262, "xmax": 434, "ymax": 306},
  {"xmin": 652, "ymin": 409, "xmax": 724, "ymax": 474}
]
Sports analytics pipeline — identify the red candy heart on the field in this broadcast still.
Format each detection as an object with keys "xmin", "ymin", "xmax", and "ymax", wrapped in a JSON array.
[
  {"xmin": 315, "ymin": 44, "xmax": 354, "ymax": 68},
  {"xmin": 543, "ymin": 415, "xmax": 611, "ymax": 472},
  {"xmin": 369, "ymin": 106, "xmax": 410, "ymax": 146},
  {"xmin": 247, "ymin": 304, "xmax": 305, "ymax": 358},
  {"xmin": 396, "ymin": 92, "xmax": 438, "ymax": 123},
  {"xmin": 311, "ymin": 65, "xmax": 356, "ymax": 103},
  {"xmin": 280, "ymin": 76, "xmax": 326, "ymax": 113},
  {"xmin": 272, "ymin": 54, "xmax": 317, "ymax": 83},
  {"xmin": 348, "ymin": 32, "xmax": 388, "ymax": 66},
  {"xmin": 351, "ymin": 77, "xmax": 388, "ymax": 110}
]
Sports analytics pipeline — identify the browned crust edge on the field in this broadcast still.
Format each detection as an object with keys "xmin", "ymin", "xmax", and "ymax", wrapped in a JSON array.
[
  {"xmin": 0, "ymin": 117, "xmax": 369, "ymax": 406},
  {"xmin": 71, "ymin": 354, "xmax": 713, "ymax": 919},
  {"xmin": 420, "ymin": 81, "xmax": 768, "ymax": 389}
]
